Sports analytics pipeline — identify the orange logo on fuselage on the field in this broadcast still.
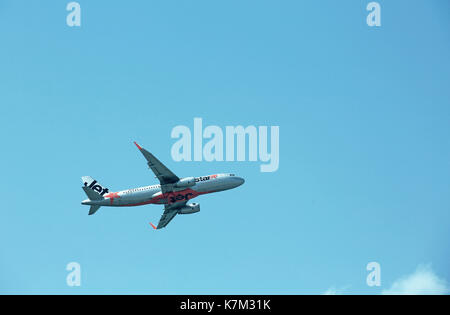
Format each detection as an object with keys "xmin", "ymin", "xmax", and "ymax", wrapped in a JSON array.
[{"xmin": 105, "ymin": 192, "xmax": 120, "ymax": 205}]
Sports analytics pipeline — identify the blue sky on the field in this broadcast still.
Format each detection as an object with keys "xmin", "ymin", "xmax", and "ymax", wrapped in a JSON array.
[{"xmin": 0, "ymin": 0, "xmax": 449, "ymax": 294}]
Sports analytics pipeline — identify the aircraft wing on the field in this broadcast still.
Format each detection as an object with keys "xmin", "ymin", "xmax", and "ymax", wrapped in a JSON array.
[
  {"xmin": 134, "ymin": 142, "xmax": 180, "ymax": 188},
  {"xmin": 151, "ymin": 202, "xmax": 186, "ymax": 230}
]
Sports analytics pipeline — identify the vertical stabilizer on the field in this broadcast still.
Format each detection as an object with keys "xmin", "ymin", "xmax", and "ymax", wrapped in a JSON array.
[
  {"xmin": 81, "ymin": 176, "xmax": 109, "ymax": 199},
  {"xmin": 81, "ymin": 176, "xmax": 109, "ymax": 215}
]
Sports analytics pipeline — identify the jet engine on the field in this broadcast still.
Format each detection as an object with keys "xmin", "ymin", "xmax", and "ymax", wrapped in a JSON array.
[
  {"xmin": 174, "ymin": 177, "xmax": 196, "ymax": 188},
  {"xmin": 178, "ymin": 203, "xmax": 200, "ymax": 214}
]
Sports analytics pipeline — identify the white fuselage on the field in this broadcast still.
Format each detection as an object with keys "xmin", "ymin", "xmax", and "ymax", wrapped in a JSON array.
[{"xmin": 82, "ymin": 173, "xmax": 244, "ymax": 207}]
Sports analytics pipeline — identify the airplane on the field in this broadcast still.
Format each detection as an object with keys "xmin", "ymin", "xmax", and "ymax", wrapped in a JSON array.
[{"xmin": 81, "ymin": 142, "xmax": 245, "ymax": 229}]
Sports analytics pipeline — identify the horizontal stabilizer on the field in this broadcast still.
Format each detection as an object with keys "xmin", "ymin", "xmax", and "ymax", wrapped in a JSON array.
[{"xmin": 89, "ymin": 205, "xmax": 101, "ymax": 215}]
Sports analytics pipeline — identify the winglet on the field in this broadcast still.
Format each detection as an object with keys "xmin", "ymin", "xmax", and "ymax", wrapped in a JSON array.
[
  {"xmin": 149, "ymin": 222, "xmax": 157, "ymax": 230},
  {"xmin": 134, "ymin": 141, "xmax": 142, "ymax": 150}
]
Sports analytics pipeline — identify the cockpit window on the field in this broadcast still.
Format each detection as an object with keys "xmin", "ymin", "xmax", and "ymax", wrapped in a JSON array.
[{"xmin": 230, "ymin": 174, "xmax": 235, "ymax": 176}]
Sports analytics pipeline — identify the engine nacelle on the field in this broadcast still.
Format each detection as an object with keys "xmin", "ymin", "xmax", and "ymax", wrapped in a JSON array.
[
  {"xmin": 174, "ymin": 177, "xmax": 196, "ymax": 188},
  {"xmin": 178, "ymin": 203, "xmax": 200, "ymax": 215}
]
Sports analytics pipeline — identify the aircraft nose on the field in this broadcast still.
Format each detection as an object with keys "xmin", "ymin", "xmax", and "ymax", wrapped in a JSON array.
[{"xmin": 235, "ymin": 177, "xmax": 245, "ymax": 186}]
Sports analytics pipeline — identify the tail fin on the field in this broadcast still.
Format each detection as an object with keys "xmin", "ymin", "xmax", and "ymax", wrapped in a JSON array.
[
  {"xmin": 81, "ymin": 176, "xmax": 109, "ymax": 216},
  {"xmin": 81, "ymin": 176, "xmax": 110, "ymax": 200},
  {"xmin": 82, "ymin": 186, "xmax": 104, "ymax": 201}
]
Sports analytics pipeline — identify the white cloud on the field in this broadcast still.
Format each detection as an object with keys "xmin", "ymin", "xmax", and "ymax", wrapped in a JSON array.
[
  {"xmin": 322, "ymin": 286, "xmax": 347, "ymax": 295},
  {"xmin": 382, "ymin": 264, "xmax": 449, "ymax": 295}
]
